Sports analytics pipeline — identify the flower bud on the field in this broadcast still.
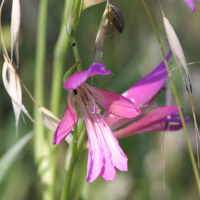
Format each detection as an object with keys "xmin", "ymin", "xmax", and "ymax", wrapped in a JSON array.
[
  {"xmin": 66, "ymin": 0, "xmax": 83, "ymax": 36},
  {"xmin": 163, "ymin": 16, "xmax": 192, "ymax": 92},
  {"xmin": 94, "ymin": 6, "xmax": 109, "ymax": 62},
  {"xmin": 11, "ymin": 0, "xmax": 20, "ymax": 67}
]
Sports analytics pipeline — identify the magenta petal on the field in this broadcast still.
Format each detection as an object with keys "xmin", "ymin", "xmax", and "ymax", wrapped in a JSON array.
[
  {"xmin": 102, "ymin": 125, "xmax": 128, "ymax": 171},
  {"xmin": 113, "ymin": 106, "xmax": 178, "ymax": 139},
  {"xmin": 53, "ymin": 93, "xmax": 77, "ymax": 145},
  {"xmin": 133, "ymin": 123, "xmax": 182, "ymax": 133},
  {"xmin": 88, "ymin": 85, "xmax": 141, "ymax": 118},
  {"xmin": 100, "ymin": 154, "xmax": 116, "ymax": 181},
  {"xmin": 79, "ymin": 102, "xmax": 127, "ymax": 182},
  {"xmin": 63, "ymin": 70, "xmax": 89, "ymax": 90},
  {"xmin": 87, "ymin": 126, "xmax": 103, "ymax": 182},
  {"xmin": 104, "ymin": 51, "xmax": 171, "ymax": 129},
  {"xmin": 184, "ymin": 0, "xmax": 195, "ymax": 12},
  {"xmin": 123, "ymin": 51, "xmax": 171, "ymax": 108},
  {"xmin": 87, "ymin": 63, "xmax": 112, "ymax": 76},
  {"xmin": 99, "ymin": 131, "xmax": 116, "ymax": 181},
  {"xmin": 80, "ymin": 106, "xmax": 103, "ymax": 182},
  {"xmin": 63, "ymin": 63, "xmax": 111, "ymax": 90}
]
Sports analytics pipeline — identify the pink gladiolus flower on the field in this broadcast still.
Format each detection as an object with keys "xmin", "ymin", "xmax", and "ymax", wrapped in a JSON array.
[
  {"xmin": 104, "ymin": 51, "xmax": 189, "ymax": 138},
  {"xmin": 53, "ymin": 63, "xmax": 141, "ymax": 182},
  {"xmin": 184, "ymin": 0, "xmax": 200, "ymax": 12},
  {"xmin": 104, "ymin": 51, "xmax": 172, "ymax": 130}
]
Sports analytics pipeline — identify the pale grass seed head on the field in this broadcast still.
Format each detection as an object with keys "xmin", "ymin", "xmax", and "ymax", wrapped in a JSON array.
[
  {"xmin": 2, "ymin": 61, "xmax": 34, "ymax": 135},
  {"xmin": 11, "ymin": 0, "xmax": 20, "ymax": 67},
  {"xmin": 163, "ymin": 16, "xmax": 192, "ymax": 92},
  {"xmin": 94, "ymin": 5, "xmax": 109, "ymax": 63}
]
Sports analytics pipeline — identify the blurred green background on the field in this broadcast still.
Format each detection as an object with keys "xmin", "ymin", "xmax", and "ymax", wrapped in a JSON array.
[{"xmin": 0, "ymin": 0, "xmax": 200, "ymax": 199}]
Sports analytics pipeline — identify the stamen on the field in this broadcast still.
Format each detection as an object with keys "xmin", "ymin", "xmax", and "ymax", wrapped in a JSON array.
[
  {"xmin": 84, "ymin": 84, "xmax": 97, "ymax": 100},
  {"xmin": 76, "ymin": 85, "xmax": 101, "ymax": 114},
  {"xmin": 79, "ymin": 86, "xmax": 90, "ymax": 106}
]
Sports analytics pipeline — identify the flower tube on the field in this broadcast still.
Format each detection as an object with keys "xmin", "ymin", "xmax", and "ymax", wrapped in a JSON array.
[{"xmin": 114, "ymin": 106, "xmax": 189, "ymax": 139}]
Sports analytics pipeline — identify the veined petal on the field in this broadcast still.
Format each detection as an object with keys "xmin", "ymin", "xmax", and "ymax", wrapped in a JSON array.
[
  {"xmin": 80, "ymin": 107, "xmax": 104, "ymax": 182},
  {"xmin": 99, "ymin": 143, "xmax": 116, "ymax": 181},
  {"xmin": 184, "ymin": 0, "xmax": 195, "ymax": 12},
  {"xmin": 63, "ymin": 63, "xmax": 111, "ymax": 90},
  {"xmin": 78, "ymin": 99, "xmax": 127, "ymax": 182},
  {"xmin": 87, "ymin": 85, "xmax": 141, "ymax": 118},
  {"xmin": 113, "ymin": 106, "xmax": 179, "ymax": 139},
  {"xmin": 87, "ymin": 125, "xmax": 104, "ymax": 182},
  {"xmin": 53, "ymin": 92, "xmax": 78, "ymax": 145},
  {"xmin": 101, "ymin": 120, "xmax": 128, "ymax": 171}
]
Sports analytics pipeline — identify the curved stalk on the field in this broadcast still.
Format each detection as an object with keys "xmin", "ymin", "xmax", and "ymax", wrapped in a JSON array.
[
  {"xmin": 140, "ymin": 0, "xmax": 200, "ymax": 194},
  {"xmin": 48, "ymin": 0, "xmax": 71, "ymax": 197}
]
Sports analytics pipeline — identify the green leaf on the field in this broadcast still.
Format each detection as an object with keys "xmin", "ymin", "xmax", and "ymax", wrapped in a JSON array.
[
  {"xmin": 0, "ymin": 132, "xmax": 34, "ymax": 184},
  {"xmin": 63, "ymin": 60, "xmax": 81, "ymax": 83}
]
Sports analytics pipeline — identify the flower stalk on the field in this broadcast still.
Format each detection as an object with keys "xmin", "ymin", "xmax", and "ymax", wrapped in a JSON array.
[
  {"xmin": 68, "ymin": 34, "xmax": 82, "ymax": 72},
  {"xmin": 140, "ymin": 0, "xmax": 200, "ymax": 194},
  {"xmin": 60, "ymin": 125, "xmax": 87, "ymax": 200},
  {"xmin": 33, "ymin": 0, "xmax": 54, "ymax": 199},
  {"xmin": 60, "ymin": 124, "xmax": 78, "ymax": 200}
]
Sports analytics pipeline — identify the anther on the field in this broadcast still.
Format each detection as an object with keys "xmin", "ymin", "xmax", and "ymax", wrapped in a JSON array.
[{"xmin": 73, "ymin": 89, "xmax": 78, "ymax": 95}]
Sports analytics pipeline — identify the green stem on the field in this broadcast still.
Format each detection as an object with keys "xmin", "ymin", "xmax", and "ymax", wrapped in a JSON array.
[
  {"xmin": 140, "ymin": 0, "xmax": 200, "ymax": 194},
  {"xmin": 33, "ymin": 0, "xmax": 52, "ymax": 199},
  {"xmin": 48, "ymin": 0, "xmax": 71, "ymax": 191},
  {"xmin": 60, "ymin": 126, "xmax": 87, "ymax": 200},
  {"xmin": 50, "ymin": 0, "xmax": 70, "ymax": 115},
  {"xmin": 72, "ymin": 150, "xmax": 88, "ymax": 200},
  {"xmin": 68, "ymin": 34, "xmax": 82, "ymax": 71},
  {"xmin": 60, "ymin": 124, "xmax": 78, "ymax": 200}
]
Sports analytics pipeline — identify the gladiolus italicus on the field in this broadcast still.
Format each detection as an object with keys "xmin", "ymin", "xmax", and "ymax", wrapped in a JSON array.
[
  {"xmin": 104, "ymin": 51, "xmax": 189, "ymax": 138},
  {"xmin": 184, "ymin": 0, "xmax": 200, "ymax": 12},
  {"xmin": 53, "ymin": 63, "xmax": 141, "ymax": 182}
]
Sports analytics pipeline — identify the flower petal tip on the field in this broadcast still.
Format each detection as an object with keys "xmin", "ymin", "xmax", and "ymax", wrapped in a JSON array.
[
  {"xmin": 184, "ymin": 0, "xmax": 195, "ymax": 11},
  {"xmin": 63, "ymin": 63, "xmax": 111, "ymax": 90},
  {"xmin": 88, "ymin": 63, "xmax": 112, "ymax": 76}
]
